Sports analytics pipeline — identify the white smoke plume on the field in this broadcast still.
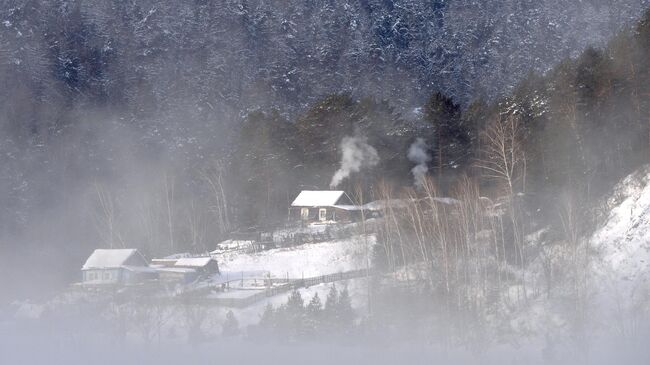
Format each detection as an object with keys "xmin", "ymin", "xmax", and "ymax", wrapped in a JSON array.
[
  {"xmin": 408, "ymin": 138, "xmax": 431, "ymax": 186},
  {"xmin": 330, "ymin": 136, "xmax": 380, "ymax": 188}
]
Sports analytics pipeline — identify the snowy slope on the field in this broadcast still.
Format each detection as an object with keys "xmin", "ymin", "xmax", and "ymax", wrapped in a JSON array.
[
  {"xmin": 590, "ymin": 166, "xmax": 650, "ymax": 315},
  {"xmin": 214, "ymin": 236, "xmax": 374, "ymax": 278},
  {"xmin": 591, "ymin": 167, "xmax": 650, "ymax": 283}
]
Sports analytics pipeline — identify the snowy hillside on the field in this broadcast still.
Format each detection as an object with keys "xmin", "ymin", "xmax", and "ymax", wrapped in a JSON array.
[
  {"xmin": 590, "ymin": 166, "xmax": 650, "ymax": 322},
  {"xmin": 591, "ymin": 166, "xmax": 650, "ymax": 284},
  {"xmin": 215, "ymin": 236, "xmax": 374, "ymax": 278},
  {"xmin": 2, "ymin": 0, "xmax": 648, "ymax": 115}
]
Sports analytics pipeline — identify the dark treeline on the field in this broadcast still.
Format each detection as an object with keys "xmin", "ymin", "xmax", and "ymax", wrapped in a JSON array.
[{"xmin": 247, "ymin": 286, "xmax": 356, "ymax": 342}]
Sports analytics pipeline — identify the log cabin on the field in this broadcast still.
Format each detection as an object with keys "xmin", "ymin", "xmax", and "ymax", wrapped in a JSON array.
[{"xmin": 289, "ymin": 190, "xmax": 361, "ymax": 223}]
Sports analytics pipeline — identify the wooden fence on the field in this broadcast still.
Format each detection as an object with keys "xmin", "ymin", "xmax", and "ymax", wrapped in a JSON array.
[{"xmin": 180, "ymin": 269, "xmax": 373, "ymax": 307}]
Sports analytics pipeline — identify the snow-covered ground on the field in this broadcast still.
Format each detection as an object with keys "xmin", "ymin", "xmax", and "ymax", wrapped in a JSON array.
[
  {"xmin": 591, "ymin": 166, "xmax": 650, "ymax": 299},
  {"xmin": 221, "ymin": 277, "xmax": 370, "ymax": 328},
  {"xmin": 214, "ymin": 235, "xmax": 374, "ymax": 278}
]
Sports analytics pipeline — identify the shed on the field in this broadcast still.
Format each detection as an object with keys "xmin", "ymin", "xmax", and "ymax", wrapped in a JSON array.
[
  {"xmin": 174, "ymin": 257, "xmax": 220, "ymax": 277},
  {"xmin": 156, "ymin": 267, "xmax": 198, "ymax": 284}
]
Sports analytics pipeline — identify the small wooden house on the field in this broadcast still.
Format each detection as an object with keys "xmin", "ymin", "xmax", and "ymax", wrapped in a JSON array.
[
  {"xmin": 81, "ymin": 249, "xmax": 156, "ymax": 285},
  {"xmin": 289, "ymin": 190, "xmax": 360, "ymax": 223}
]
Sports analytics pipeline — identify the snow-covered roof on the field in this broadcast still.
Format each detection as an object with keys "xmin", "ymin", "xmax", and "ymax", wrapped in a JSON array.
[
  {"xmin": 82, "ymin": 249, "xmax": 143, "ymax": 270},
  {"xmin": 151, "ymin": 258, "xmax": 178, "ymax": 266},
  {"xmin": 156, "ymin": 267, "xmax": 197, "ymax": 274},
  {"xmin": 291, "ymin": 190, "xmax": 347, "ymax": 207},
  {"xmin": 332, "ymin": 205, "xmax": 363, "ymax": 211},
  {"xmin": 175, "ymin": 257, "xmax": 216, "ymax": 268},
  {"xmin": 362, "ymin": 197, "xmax": 459, "ymax": 211},
  {"xmin": 362, "ymin": 199, "xmax": 410, "ymax": 211},
  {"xmin": 164, "ymin": 252, "xmax": 192, "ymax": 259},
  {"xmin": 122, "ymin": 265, "xmax": 158, "ymax": 273}
]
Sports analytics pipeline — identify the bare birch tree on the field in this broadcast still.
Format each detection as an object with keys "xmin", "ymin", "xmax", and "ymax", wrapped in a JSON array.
[
  {"xmin": 476, "ymin": 113, "xmax": 529, "ymax": 305},
  {"xmin": 475, "ymin": 114, "xmax": 526, "ymax": 196}
]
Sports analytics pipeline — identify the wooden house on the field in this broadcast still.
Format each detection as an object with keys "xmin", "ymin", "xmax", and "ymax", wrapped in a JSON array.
[
  {"xmin": 289, "ymin": 190, "xmax": 361, "ymax": 223},
  {"xmin": 81, "ymin": 249, "xmax": 156, "ymax": 285}
]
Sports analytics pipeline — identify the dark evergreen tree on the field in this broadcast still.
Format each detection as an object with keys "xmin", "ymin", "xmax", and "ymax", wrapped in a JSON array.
[
  {"xmin": 424, "ymin": 92, "xmax": 473, "ymax": 190},
  {"xmin": 324, "ymin": 285, "xmax": 338, "ymax": 311},
  {"xmin": 259, "ymin": 303, "xmax": 276, "ymax": 330},
  {"xmin": 222, "ymin": 310, "xmax": 240, "ymax": 337},
  {"xmin": 230, "ymin": 109, "xmax": 297, "ymax": 227},
  {"xmin": 336, "ymin": 287, "xmax": 355, "ymax": 325},
  {"xmin": 304, "ymin": 293, "xmax": 324, "ymax": 337},
  {"xmin": 286, "ymin": 289, "xmax": 305, "ymax": 313},
  {"xmin": 324, "ymin": 285, "xmax": 339, "ymax": 324},
  {"xmin": 306, "ymin": 292, "xmax": 323, "ymax": 315}
]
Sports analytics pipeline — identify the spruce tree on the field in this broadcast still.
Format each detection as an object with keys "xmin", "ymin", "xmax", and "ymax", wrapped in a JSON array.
[
  {"xmin": 259, "ymin": 303, "xmax": 275, "ymax": 328},
  {"xmin": 337, "ymin": 287, "xmax": 355, "ymax": 325},
  {"xmin": 286, "ymin": 289, "xmax": 305, "ymax": 313},
  {"xmin": 304, "ymin": 293, "xmax": 324, "ymax": 337},
  {"xmin": 307, "ymin": 293, "xmax": 323, "ymax": 315},
  {"xmin": 324, "ymin": 285, "xmax": 339, "ymax": 321},
  {"xmin": 424, "ymin": 91, "xmax": 471, "ymax": 189},
  {"xmin": 222, "ymin": 310, "xmax": 240, "ymax": 337},
  {"xmin": 281, "ymin": 290, "xmax": 306, "ymax": 340}
]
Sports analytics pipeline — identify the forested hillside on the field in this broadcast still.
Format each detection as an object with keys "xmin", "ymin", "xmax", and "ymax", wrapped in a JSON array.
[
  {"xmin": 2, "ymin": 1, "xmax": 650, "ymax": 297},
  {"xmin": 236, "ymin": 7, "xmax": 650, "ymax": 231}
]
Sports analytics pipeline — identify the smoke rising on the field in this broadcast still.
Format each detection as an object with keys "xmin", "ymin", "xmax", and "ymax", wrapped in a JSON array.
[
  {"xmin": 407, "ymin": 138, "xmax": 431, "ymax": 186},
  {"xmin": 330, "ymin": 136, "xmax": 380, "ymax": 188}
]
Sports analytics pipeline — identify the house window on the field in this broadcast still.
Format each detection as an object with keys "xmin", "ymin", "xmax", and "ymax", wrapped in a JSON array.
[
  {"xmin": 103, "ymin": 271, "xmax": 111, "ymax": 281},
  {"xmin": 301, "ymin": 208, "xmax": 309, "ymax": 220},
  {"xmin": 319, "ymin": 208, "xmax": 327, "ymax": 221}
]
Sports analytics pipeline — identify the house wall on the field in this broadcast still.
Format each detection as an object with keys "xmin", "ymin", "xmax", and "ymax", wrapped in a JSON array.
[
  {"xmin": 83, "ymin": 268, "xmax": 157, "ymax": 285},
  {"xmin": 204, "ymin": 260, "xmax": 220, "ymax": 275},
  {"xmin": 82, "ymin": 268, "xmax": 122, "ymax": 284},
  {"xmin": 290, "ymin": 207, "xmax": 353, "ymax": 223},
  {"xmin": 159, "ymin": 271, "xmax": 197, "ymax": 284}
]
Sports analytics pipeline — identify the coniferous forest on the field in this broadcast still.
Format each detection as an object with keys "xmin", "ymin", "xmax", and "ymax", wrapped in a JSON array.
[
  {"xmin": 4, "ymin": 2, "xmax": 650, "ymax": 363},
  {"xmin": 1, "ymin": 1, "xmax": 650, "ymax": 262}
]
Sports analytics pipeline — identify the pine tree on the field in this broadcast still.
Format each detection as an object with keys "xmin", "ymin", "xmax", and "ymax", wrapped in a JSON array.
[
  {"xmin": 424, "ymin": 91, "xmax": 472, "ymax": 189},
  {"xmin": 231, "ymin": 109, "xmax": 297, "ymax": 226},
  {"xmin": 286, "ymin": 289, "xmax": 304, "ymax": 313},
  {"xmin": 337, "ymin": 287, "xmax": 355, "ymax": 324},
  {"xmin": 259, "ymin": 304, "xmax": 275, "ymax": 330},
  {"xmin": 282, "ymin": 290, "xmax": 307, "ymax": 341},
  {"xmin": 304, "ymin": 293, "xmax": 324, "ymax": 337},
  {"xmin": 324, "ymin": 285, "xmax": 339, "ymax": 321},
  {"xmin": 222, "ymin": 310, "xmax": 240, "ymax": 337},
  {"xmin": 307, "ymin": 293, "xmax": 323, "ymax": 315}
]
